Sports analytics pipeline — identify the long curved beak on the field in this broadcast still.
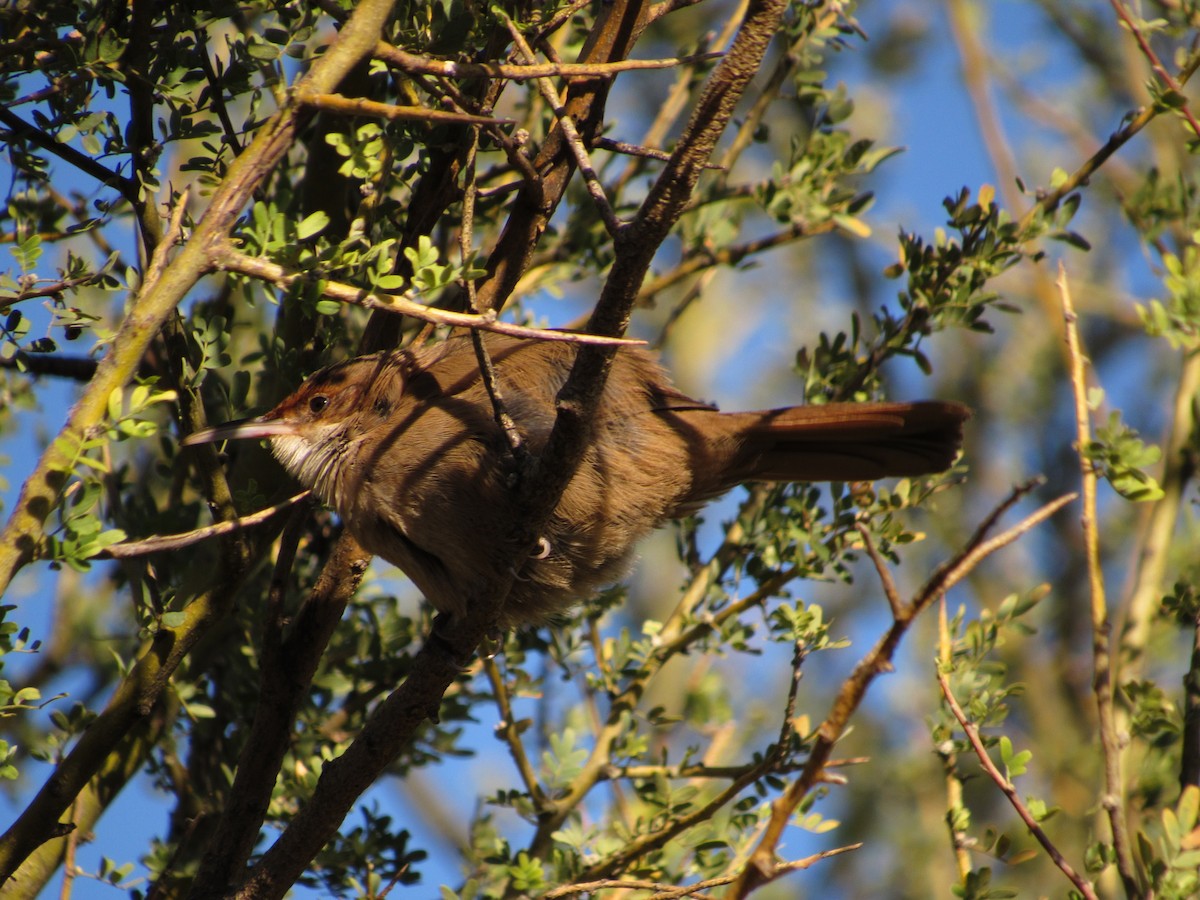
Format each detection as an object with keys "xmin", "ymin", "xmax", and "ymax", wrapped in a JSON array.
[{"xmin": 183, "ymin": 416, "xmax": 298, "ymax": 446}]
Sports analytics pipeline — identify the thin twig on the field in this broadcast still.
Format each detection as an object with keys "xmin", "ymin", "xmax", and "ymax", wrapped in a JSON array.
[
  {"xmin": 528, "ymin": 0, "xmax": 595, "ymax": 42},
  {"xmin": 1017, "ymin": 48, "xmax": 1200, "ymax": 225},
  {"xmin": 936, "ymin": 594, "xmax": 974, "ymax": 881},
  {"xmin": 262, "ymin": 502, "xmax": 312, "ymax": 663},
  {"xmin": 470, "ymin": 330, "xmax": 527, "ymax": 460},
  {"xmin": 482, "ymin": 656, "xmax": 550, "ymax": 813},
  {"xmin": 458, "ymin": 125, "xmax": 528, "ymax": 461},
  {"xmin": 1057, "ymin": 263, "xmax": 1139, "ymax": 895},
  {"xmin": 855, "ymin": 524, "xmax": 906, "ymax": 619},
  {"xmin": 100, "ymin": 492, "xmax": 312, "ymax": 558},
  {"xmin": 374, "ymin": 44, "xmax": 723, "ymax": 80},
  {"xmin": 728, "ymin": 486, "xmax": 1076, "ymax": 897},
  {"xmin": 194, "ymin": 27, "xmax": 243, "ymax": 156},
  {"xmin": 140, "ymin": 187, "xmax": 190, "ymax": 297},
  {"xmin": 1109, "ymin": 0, "xmax": 1200, "ymax": 138},
  {"xmin": 776, "ymin": 640, "xmax": 808, "ymax": 758},
  {"xmin": 544, "ymin": 845, "xmax": 861, "ymax": 900},
  {"xmin": 0, "ymin": 107, "xmax": 138, "ymax": 202},
  {"xmin": 215, "ymin": 246, "xmax": 643, "ymax": 347},
  {"xmin": 501, "ymin": 12, "xmax": 624, "ymax": 236},
  {"xmin": 659, "ymin": 564, "xmax": 799, "ymax": 658},
  {"xmin": 636, "ymin": 221, "xmax": 829, "ymax": 304},
  {"xmin": 599, "ymin": 756, "xmax": 867, "ymax": 782},
  {"xmin": 297, "ymin": 90, "xmax": 513, "ymax": 126},
  {"xmin": 923, "ymin": 491, "xmax": 1076, "ymax": 600},
  {"xmin": 936, "ymin": 669, "xmax": 1099, "ymax": 900},
  {"xmin": 0, "ymin": 272, "xmax": 106, "ymax": 308},
  {"xmin": 594, "ymin": 136, "xmax": 724, "ymax": 168},
  {"xmin": 613, "ymin": 23, "xmax": 717, "ymax": 196}
]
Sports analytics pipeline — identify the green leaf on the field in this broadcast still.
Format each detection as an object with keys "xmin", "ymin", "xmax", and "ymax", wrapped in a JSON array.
[{"xmin": 297, "ymin": 211, "xmax": 330, "ymax": 240}]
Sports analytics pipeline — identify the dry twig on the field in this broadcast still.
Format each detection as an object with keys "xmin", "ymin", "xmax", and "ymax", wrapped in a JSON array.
[
  {"xmin": 728, "ymin": 483, "xmax": 1076, "ymax": 897},
  {"xmin": 1058, "ymin": 263, "xmax": 1139, "ymax": 895},
  {"xmin": 101, "ymin": 492, "xmax": 312, "ymax": 558},
  {"xmin": 937, "ymin": 669, "xmax": 1099, "ymax": 900},
  {"xmin": 215, "ymin": 247, "xmax": 643, "ymax": 347}
]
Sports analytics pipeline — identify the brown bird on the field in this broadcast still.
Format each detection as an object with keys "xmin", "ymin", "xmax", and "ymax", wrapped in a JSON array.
[{"xmin": 185, "ymin": 332, "xmax": 968, "ymax": 626}]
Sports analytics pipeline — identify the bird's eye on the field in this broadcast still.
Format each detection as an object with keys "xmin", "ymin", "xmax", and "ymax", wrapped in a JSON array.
[{"xmin": 308, "ymin": 395, "xmax": 330, "ymax": 414}]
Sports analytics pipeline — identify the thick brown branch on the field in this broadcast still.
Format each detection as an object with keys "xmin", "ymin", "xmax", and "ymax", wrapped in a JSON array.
[
  {"xmin": 516, "ymin": 0, "xmax": 790, "ymax": 865},
  {"xmin": 189, "ymin": 532, "xmax": 371, "ymax": 898},
  {"xmin": 471, "ymin": 0, "xmax": 650, "ymax": 314}
]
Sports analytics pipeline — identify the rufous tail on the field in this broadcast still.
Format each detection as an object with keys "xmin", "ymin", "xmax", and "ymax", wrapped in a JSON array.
[{"xmin": 723, "ymin": 400, "xmax": 969, "ymax": 484}]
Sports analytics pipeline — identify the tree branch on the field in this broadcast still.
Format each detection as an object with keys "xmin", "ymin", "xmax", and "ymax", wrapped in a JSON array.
[
  {"xmin": 215, "ymin": 247, "xmax": 642, "ymax": 347},
  {"xmin": 1057, "ymin": 264, "xmax": 1139, "ymax": 895},
  {"xmin": 0, "ymin": 0, "xmax": 402, "ymax": 883},
  {"xmin": 728, "ymin": 484, "xmax": 1076, "ymax": 897},
  {"xmin": 937, "ymin": 669, "xmax": 1098, "ymax": 900}
]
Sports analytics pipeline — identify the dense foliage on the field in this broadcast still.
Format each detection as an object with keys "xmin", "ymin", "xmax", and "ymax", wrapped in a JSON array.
[{"xmin": 1, "ymin": 1, "xmax": 1199, "ymax": 897}]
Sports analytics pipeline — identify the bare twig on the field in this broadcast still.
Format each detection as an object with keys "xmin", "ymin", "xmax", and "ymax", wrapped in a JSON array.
[
  {"xmin": 935, "ymin": 493, "xmax": 1076, "ymax": 597},
  {"xmin": 483, "ymin": 656, "xmax": 550, "ymax": 812},
  {"xmin": 1109, "ymin": 0, "xmax": 1200, "ymax": 138},
  {"xmin": 612, "ymin": 23, "xmax": 719, "ymax": 196},
  {"xmin": 636, "ymin": 221, "xmax": 830, "ymax": 304},
  {"xmin": 595, "ymin": 136, "xmax": 724, "ymax": 167},
  {"xmin": 297, "ymin": 91, "xmax": 513, "ymax": 126},
  {"xmin": 937, "ymin": 669, "xmax": 1099, "ymax": 900},
  {"xmin": 728, "ymin": 485, "xmax": 1076, "ymax": 897},
  {"xmin": 0, "ymin": 273, "xmax": 106, "ymax": 309},
  {"xmin": 215, "ymin": 247, "xmax": 643, "ymax": 347},
  {"xmin": 501, "ymin": 12, "xmax": 624, "ymax": 235},
  {"xmin": 193, "ymin": 27, "xmax": 243, "ymax": 156},
  {"xmin": 140, "ymin": 187, "xmax": 190, "ymax": 296},
  {"xmin": 459, "ymin": 129, "xmax": 529, "ymax": 461},
  {"xmin": 470, "ymin": 329, "xmax": 528, "ymax": 460},
  {"xmin": 529, "ymin": 0, "xmax": 595, "ymax": 41},
  {"xmin": 544, "ymin": 845, "xmax": 861, "ymax": 900},
  {"xmin": 855, "ymin": 524, "xmax": 906, "ymax": 619},
  {"xmin": 100, "ymin": 492, "xmax": 312, "ymax": 558},
  {"xmin": 1057, "ymin": 263, "xmax": 1139, "ymax": 895},
  {"xmin": 374, "ymin": 43, "xmax": 723, "ymax": 80},
  {"xmin": 0, "ymin": 107, "xmax": 138, "ymax": 203},
  {"xmin": 1018, "ymin": 49, "xmax": 1200, "ymax": 225},
  {"xmin": 599, "ymin": 756, "xmax": 867, "ymax": 783}
]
